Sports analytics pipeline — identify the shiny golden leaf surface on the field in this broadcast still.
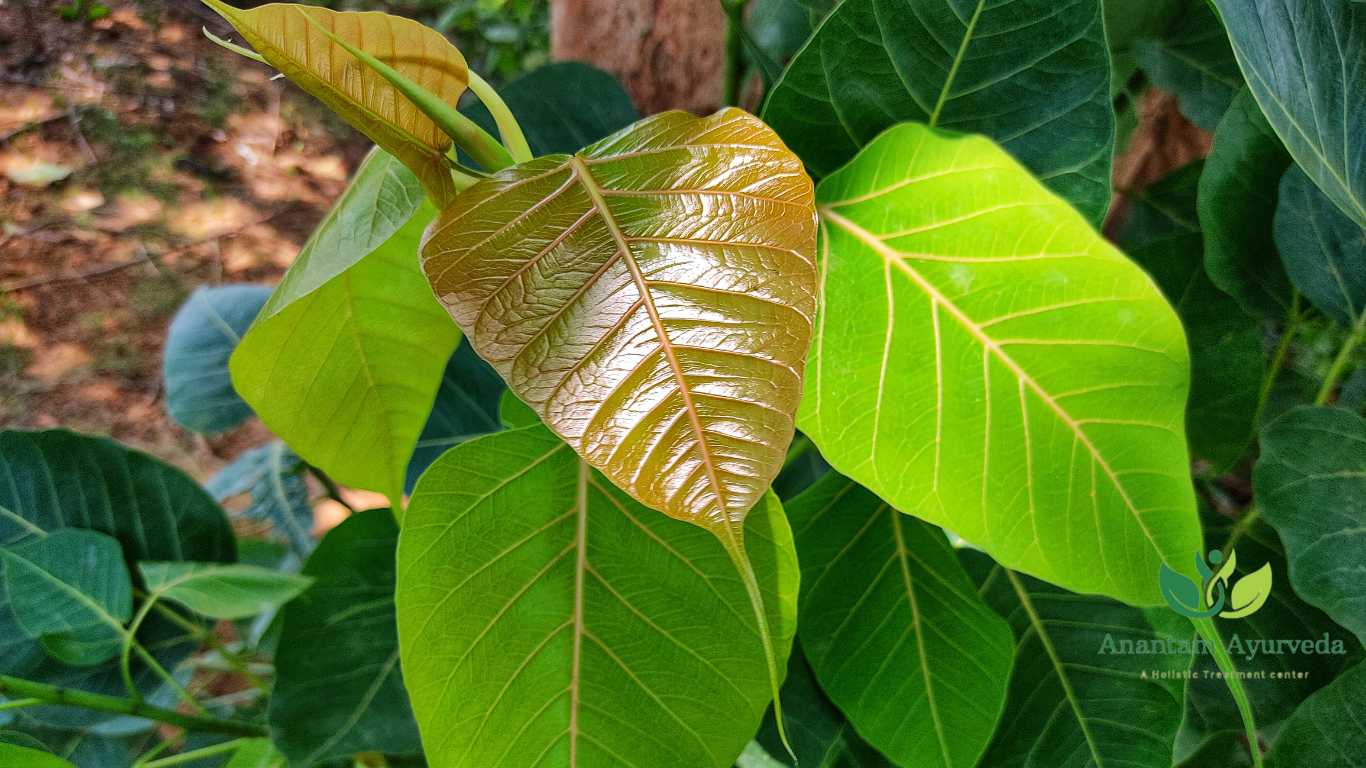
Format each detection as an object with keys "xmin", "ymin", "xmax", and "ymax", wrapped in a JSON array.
[
  {"xmin": 422, "ymin": 109, "xmax": 817, "ymax": 536},
  {"xmin": 203, "ymin": 0, "xmax": 468, "ymax": 204}
]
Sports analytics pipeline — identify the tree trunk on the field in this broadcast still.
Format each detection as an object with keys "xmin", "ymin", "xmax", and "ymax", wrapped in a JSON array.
[{"xmin": 550, "ymin": 0, "xmax": 725, "ymax": 115}]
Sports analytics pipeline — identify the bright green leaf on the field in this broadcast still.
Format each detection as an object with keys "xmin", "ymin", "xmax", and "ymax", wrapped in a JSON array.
[
  {"xmin": 138, "ymin": 562, "xmax": 311, "ymax": 620},
  {"xmin": 1119, "ymin": 162, "xmax": 1263, "ymax": 473},
  {"xmin": 422, "ymin": 108, "xmax": 816, "ymax": 540},
  {"xmin": 162, "ymin": 285, "xmax": 270, "ymax": 434},
  {"xmin": 801, "ymin": 123, "xmax": 1201, "ymax": 606},
  {"xmin": 1275, "ymin": 167, "xmax": 1366, "ymax": 328},
  {"xmin": 763, "ymin": 0, "xmax": 1115, "ymax": 221},
  {"xmin": 396, "ymin": 426, "xmax": 799, "ymax": 768},
  {"xmin": 223, "ymin": 738, "xmax": 286, "ymax": 768},
  {"xmin": 1255, "ymin": 406, "xmax": 1366, "ymax": 645},
  {"xmin": 1198, "ymin": 88, "xmax": 1294, "ymax": 319},
  {"xmin": 1267, "ymin": 660, "xmax": 1366, "ymax": 768},
  {"xmin": 231, "ymin": 197, "xmax": 459, "ymax": 508},
  {"xmin": 963, "ymin": 551, "xmax": 1191, "ymax": 768},
  {"xmin": 269, "ymin": 510, "xmax": 420, "ymax": 764},
  {"xmin": 0, "ymin": 743, "xmax": 75, "ymax": 768},
  {"xmin": 786, "ymin": 473, "xmax": 1013, "ymax": 768},
  {"xmin": 201, "ymin": 0, "xmax": 470, "ymax": 204},
  {"xmin": 498, "ymin": 389, "xmax": 540, "ymax": 429},
  {"xmin": 1213, "ymin": 0, "xmax": 1366, "ymax": 228},
  {"xmin": 0, "ymin": 529, "xmax": 132, "ymax": 667}
]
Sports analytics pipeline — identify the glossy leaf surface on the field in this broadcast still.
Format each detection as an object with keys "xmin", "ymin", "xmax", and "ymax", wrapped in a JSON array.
[
  {"xmin": 1275, "ymin": 166, "xmax": 1366, "ymax": 327},
  {"xmin": 396, "ymin": 426, "xmax": 799, "ymax": 768},
  {"xmin": 422, "ymin": 108, "xmax": 817, "ymax": 537},
  {"xmin": 787, "ymin": 474, "xmax": 1013, "ymax": 767},
  {"xmin": 269, "ymin": 510, "xmax": 421, "ymax": 764},
  {"xmin": 1255, "ymin": 406, "xmax": 1366, "ymax": 645},
  {"xmin": 801, "ymin": 123, "xmax": 1201, "ymax": 605},
  {"xmin": 1198, "ymin": 88, "xmax": 1293, "ymax": 319},
  {"xmin": 1119, "ymin": 162, "xmax": 1263, "ymax": 473},
  {"xmin": 1213, "ymin": 0, "xmax": 1366, "ymax": 228},
  {"xmin": 232, "ymin": 200, "xmax": 458, "ymax": 507},
  {"xmin": 964, "ymin": 551, "xmax": 1190, "ymax": 768},
  {"xmin": 138, "ymin": 562, "xmax": 311, "ymax": 620},
  {"xmin": 163, "ymin": 284, "xmax": 270, "ymax": 434},
  {"xmin": 1267, "ymin": 659, "xmax": 1366, "ymax": 768},
  {"xmin": 202, "ymin": 1, "xmax": 468, "ymax": 204},
  {"xmin": 0, "ymin": 529, "xmax": 132, "ymax": 666},
  {"xmin": 763, "ymin": 0, "xmax": 1114, "ymax": 221}
]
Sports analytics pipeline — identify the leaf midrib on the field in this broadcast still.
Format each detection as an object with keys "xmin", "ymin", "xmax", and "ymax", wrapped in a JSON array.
[
  {"xmin": 818, "ymin": 206, "xmax": 1165, "ymax": 574},
  {"xmin": 929, "ymin": 0, "xmax": 988, "ymax": 127},
  {"xmin": 889, "ymin": 506, "xmax": 953, "ymax": 766}
]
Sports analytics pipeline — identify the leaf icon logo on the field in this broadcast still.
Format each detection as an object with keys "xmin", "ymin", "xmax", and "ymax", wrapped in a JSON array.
[{"xmin": 1159, "ymin": 549, "xmax": 1271, "ymax": 619}]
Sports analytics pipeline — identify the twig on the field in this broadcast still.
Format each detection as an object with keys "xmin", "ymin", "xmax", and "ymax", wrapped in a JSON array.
[{"xmin": 0, "ymin": 674, "xmax": 265, "ymax": 737}]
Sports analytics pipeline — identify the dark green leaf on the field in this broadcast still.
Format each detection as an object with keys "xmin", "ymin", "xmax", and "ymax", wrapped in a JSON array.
[
  {"xmin": 463, "ymin": 62, "xmax": 637, "ymax": 156},
  {"xmin": 1119, "ymin": 162, "xmax": 1264, "ymax": 472},
  {"xmin": 1275, "ymin": 166, "xmax": 1366, "ymax": 327},
  {"xmin": 1198, "ymin": 88, "xmax": 1293, "ymax": 319},
  {"xmin": 786, "ymin": 473, "xmax": 1012, "ymax": 767},
  {"xmin": 1267, "ymin": 660, "xmax": 1366, "ymax": 768},
  {"xmin": 1213, "ymin": 0, "xmax": 1366, "ymax": 228},
  {"xmin": 269, "ymin": 509, "xmax": 420, "ymax": 764},
  {"xmin": 1255, "ymin": 406, "xmax": 1366, "ymax": 645},
  {"xmin": 163, "ymin": 284, "xmax": 270, "ymax": 434},
  {"xmin": 964, "ymin": 551, "xmax": 1191, "ymax": 768},
  {"xmin": 763, "ymin": 0, "xmax": 1115, "ymax": 221},
  {"xmin": 754, "ymin": 645, "xmax": 892, "ymax": 767},
  {"xmin": 397, "ymin": 426, "xmax": 799, "ymax": 768},
  {"xmin": 405, "ymin": 339, "xmax": 504, "ymax": 492},
  {"xmin": 1133, "ymin": 0, "xmax": 1242, "ymax": 130},
  {"xmin": 139, "ymin": 562, "xmax": 311, "ymax": 620},
  {"xmin": 0, "ymin": 529, "xmax": 132, "ymax": 666}
]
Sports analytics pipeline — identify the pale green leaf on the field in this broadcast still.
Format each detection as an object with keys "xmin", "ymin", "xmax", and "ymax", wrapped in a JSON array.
[
  {"xmin": 1213, "ymin": 0, "xmax": 1366, "ymax": 228},
  {"xmin": 963, "ymin": 551, "xmax": 1191, "ymax": 768},
  {"xmin": 231, "ymin": 199, "xmax": 459, "ymax": 507},
  {"xmin": 138, "ymin": 562, "xmax": 311, "ymax": 620},
  {"xmin": 0, "ymin": 529, "xmax": 131, "ymax": 667},
  {"xmin": 269, "ymin": 510, "xmax": 420, "ymax": 764},
  {"xmin": 224, "ymin": 739, "xmax": 286, "ymax": 768},
  {"xmin": 801, "ymin": 123, "xmax": 1202, "ymax": 605},
  {"xmin": 1255, "ymin": 406, "xmax": 1366, "ymax": 645},
  {"xmin": 786, "ymin": 474, "xmax": 1013, "ymax": 767},
  {"xmin": 396, "ymin": 426, "xmax": 799, "ymax": 768},
  {"xmin": 1198, "ymin": 88, "xmax": 1293, "ymax": 319},
  {"xmin": 763, "ymin": 0, "xmax": 1115, "ymax": 221}
]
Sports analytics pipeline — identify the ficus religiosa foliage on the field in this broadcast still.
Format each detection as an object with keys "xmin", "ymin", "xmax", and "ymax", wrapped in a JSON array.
[{"xmin": 1, "ymin": 1, "xmax": 1363, "ymax": 766}]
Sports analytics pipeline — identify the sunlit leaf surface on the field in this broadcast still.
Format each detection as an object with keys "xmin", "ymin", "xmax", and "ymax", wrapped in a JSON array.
[
  {"xmin": 396, "ymin": 426, "xmax": 799, "ymax": 768},
  {"xmin": 203, "ymin": 0, "xmax": 469, "ymax": 204},
  {"xmin": 800, "ymin": 123, "xmax": 1201, "ymax": 605},
  {"xmin": 422, "ymin": 108, "xmax": 817, "ymax": 540}
]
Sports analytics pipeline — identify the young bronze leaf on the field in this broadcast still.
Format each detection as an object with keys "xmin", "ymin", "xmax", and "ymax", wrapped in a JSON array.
[
  {"xmin": 202, "ymin": 0, "xmax": 468, "ymax": 204},
  {"xmin": 421, "ymin": 108, "xmax": 817, "ymax": 541}
]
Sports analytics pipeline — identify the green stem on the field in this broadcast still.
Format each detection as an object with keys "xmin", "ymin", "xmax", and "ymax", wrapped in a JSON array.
[
  {"xmin": 1192, "ymin": 617, "xmax": 1263, "ymax": 767},
  {"xmin": 137, "ymin": 738, "xmax": 249, "ymax": 768},
  {"xmin": 0, "ymin": 697, "xmax": 41, "ymax": 712},
  {"xmin": 120, "ymin": 597, "xmax": 161, "ymax": 701},
  {"xmin": 308, "ymin": 465, "xmax": 355, "ymax": 514},
  {"xmin": 466, "ymin": 70, "xmax": 532, "ymax": 163},
  {"xmin": 150, "ymin": 602, "xmax": 268, "ymax": 691},
  {"xmin": 1315, "ymin": 312, "xmax": 1366, "ymax": 406},
  {"xmin": 1255, "ymin": 294, "xmax": 1301, "ymax": 423},
  {"xmin": 0, "ymin": 675, "xmax": 265, "ymax": 737},
  {"xmin": 721, "ymin": 0, "xmax": 747, "ymax": 106},
  {"xmin": 1221, "ymin": 506, "xmax": 1260, "ymax": 560}
]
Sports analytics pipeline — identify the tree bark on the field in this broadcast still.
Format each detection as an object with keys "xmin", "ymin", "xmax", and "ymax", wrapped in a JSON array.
[{"xmin": 550, "ymin": 0, "xmax": 725, "ymax": 115}]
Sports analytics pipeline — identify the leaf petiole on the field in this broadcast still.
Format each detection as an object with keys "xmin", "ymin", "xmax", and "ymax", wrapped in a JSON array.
[
  {"xmin": 1192, "ymin": 616, "xmax": 1264, "ymax": 768},
  {"xmin": 466, "ymin": 70, "xmax": 532, "ymax": 163}
]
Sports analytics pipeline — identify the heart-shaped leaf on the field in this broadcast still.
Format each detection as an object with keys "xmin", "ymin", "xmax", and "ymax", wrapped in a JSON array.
[
  {"xmin": 202, "ymin": 0, "xmax": 469, "ymax": 204},
  {"xmin": 1198, "ymin": 88, "xmax": 1293, "ymax": 319},
  {"xmin": 1212, "ymin": 0, "xmax": 1366, "ymax": 229},
  {"xmin": 163, "ymin": 284, "xmax": 271, "ymax": 434},
  {"xmin": 962, "ymin": 551, "xmax": 1191, "ymax": 768},
  {"xmin": 1255, "ymin": 406, "xmax": 1366, "ymax": 645},
  {"xmin": 762, "ymin": 0, "xmax": 1115, "ymax": 221},
  {"xmin": 421, "ymin": 108, "xmax": 817, "ymax": 544},
  {"xmin": 270, "ymin": 510, "xmax": 421, "ymax": 765},
  {"xmin": 396, "ymin": 425, "xmax": 799, "ymax": 768},
  {"xmin": 800, "ymin": 123, "xmax": 1202, "ymax": 606},
  {"xmin": 786, "ymin": 473, "xmax": 1014, "ymax": 768}
]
